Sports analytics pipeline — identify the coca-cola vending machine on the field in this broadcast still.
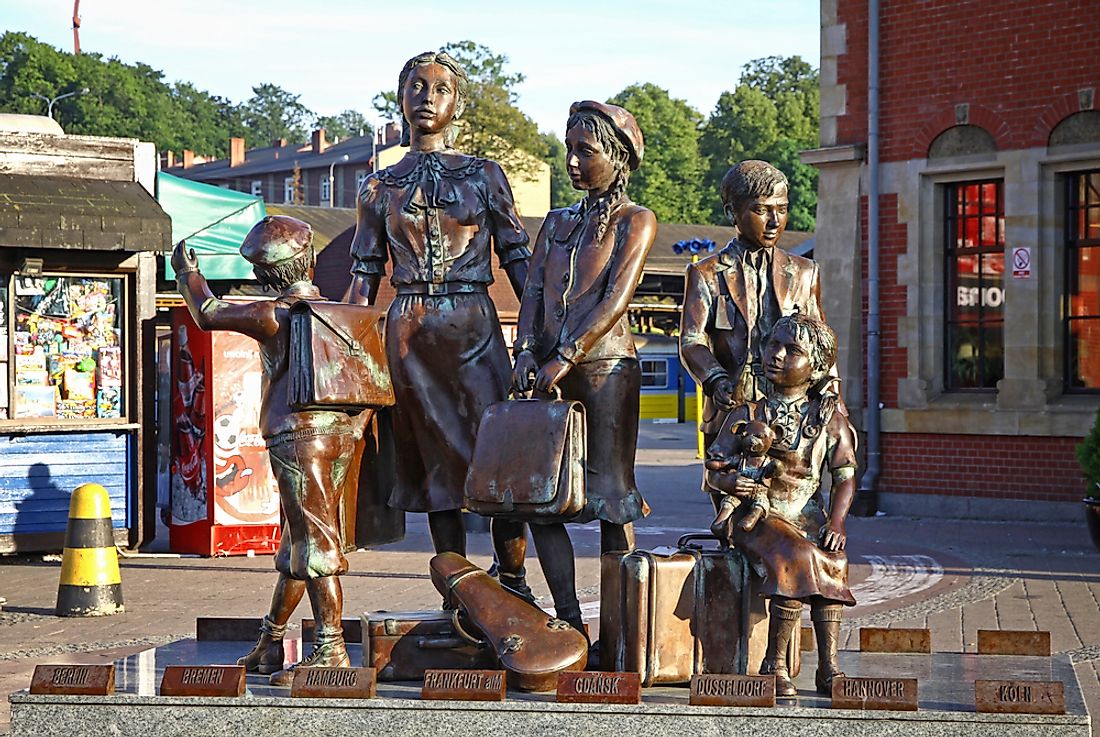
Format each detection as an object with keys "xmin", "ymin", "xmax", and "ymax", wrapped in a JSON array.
[{"xmin": 168, "ymin": 306, "xmax": 281, "ymax": 556}]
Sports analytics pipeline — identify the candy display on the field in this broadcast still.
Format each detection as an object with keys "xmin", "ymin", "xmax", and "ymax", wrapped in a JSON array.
[{"xmin": 10, "ymin": 276, "xmax": 125, "ymax": 420}]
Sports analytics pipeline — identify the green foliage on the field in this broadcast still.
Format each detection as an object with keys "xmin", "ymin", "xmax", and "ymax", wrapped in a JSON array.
[
  {"xmin": 700, "ymin": 55, "xmax": 820, "ymax": 229},
  {"xmin": 239, "ymin": 83, "xmax": 314, "ymax": 145},
  {"xmin": 372, "ymin": 90, "xmax": 399, "ymax": 123},
  {"xmin": 607, "ymin": 83, "xmax": 707, "ymax": 224},
  {"xmin": 541, "ymin": 132, "xmax": 576, "ymax": 209},
  {"xmin": 315, "ymin": 109, "xmax": 371, "ymax": 142},
  {"xmin": 1077, "ymin": 408, "xmax": 1100, "ymax": 498},
  {"xmin": 438, "ymin": 41, "xmax": 544, "ymax": 178}
]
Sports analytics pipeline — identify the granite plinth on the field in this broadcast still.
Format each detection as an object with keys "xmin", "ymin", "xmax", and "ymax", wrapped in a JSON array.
[{"xmin": 8, "ymin": 639, "xmax": 1091, "ymax": 737}]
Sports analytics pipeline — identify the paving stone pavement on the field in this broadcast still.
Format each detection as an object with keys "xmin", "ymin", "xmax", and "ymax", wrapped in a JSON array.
[{"xmin": 0, "ymin": 423, "xmax": 1097, "ymax": 735}]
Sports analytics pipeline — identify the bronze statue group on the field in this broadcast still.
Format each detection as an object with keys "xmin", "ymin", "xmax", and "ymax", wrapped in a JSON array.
[{"xmin": 171, "ymin": 50, "xmax": 857, "ymax": 697}]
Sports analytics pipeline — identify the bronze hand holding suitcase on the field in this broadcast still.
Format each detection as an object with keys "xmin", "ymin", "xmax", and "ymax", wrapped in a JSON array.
[
  {"xmin": 429, "ymin": 552, "xmax": 588, "ymax": 692},
  {"xmin": 464, "ymin": 389, "xmax": 585, "ymax": 520},
  {"xmin": 363, "ymin": 610, "xmax": 498, "ymax": 681}
]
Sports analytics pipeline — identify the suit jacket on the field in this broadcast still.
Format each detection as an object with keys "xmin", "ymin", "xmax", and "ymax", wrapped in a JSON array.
[{"xmin": 679, "ymin": 239, "xmax": 823, "ymax": 433}]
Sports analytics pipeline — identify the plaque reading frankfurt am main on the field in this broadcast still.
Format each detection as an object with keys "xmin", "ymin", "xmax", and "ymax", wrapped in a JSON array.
[
  {"xmin": 975, "ymin": 680, "xmax": 1065, "ymax": 714},
  {"xmin": 30, "ymin": 665, "xmax": 114, "ymax": 695},
  {"xmin": 160, "ymin": 665, "xmax": 246, "ymax": 697},
  {"xmin": 831, "ymin": 677, "xmax": 918, "ymax": 711},
  {"xmin": 556, "ymin": 671, "xmax": 641, "ymax": 704},
  {"xmin": 421, "ymin": 669, "xmax": 506, "ymax": 701},
  {"xmin": 290, "ymin": 667, "xmax": 376, "ymax": 699},
  {"xmin": 689, "ymin": 674, "xmax": 775, "ymax": 707}
]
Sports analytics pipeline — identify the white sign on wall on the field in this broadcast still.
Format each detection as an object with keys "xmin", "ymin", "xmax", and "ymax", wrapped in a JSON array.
[{"xmin": 1012, "ymin": 247, "xmax": 1032, "ymax": 279}]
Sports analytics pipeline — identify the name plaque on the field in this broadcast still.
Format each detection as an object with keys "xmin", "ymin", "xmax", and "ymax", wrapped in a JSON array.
[
  {"xmin": 975, "ymin": 680, "xmax": 1065, "ymax": 715},
  {"xmin": 831, "ymin": 677, "xmax": 918, "ymax": 711},
  {"xmin": 30, "ymin": 664, "xmax": 115, "ymax": 695},
  {"xmin": 160, "ymin": 665, "xmax": 246, "ymax": 697},
  {"xmin": 859, "ymin": 627, "xmax": 932, "ymax": 654},
  {"xmin": 290, "ymin": 667, "xmax": 376, "ymax": 699},
  {"xmin": 689, "ymin": 674, "xmax": 775, "ymax": 707},
  {"xmin": 977, "ymin": 630, "xmax": 1051, "ymax": 656},
  {"xmin": 421, "ymin": 669, "xmax": 506, "ymax": 701},
  {"xmin": 556, "ymin": 671, "xmax": 640, "ymax": 704}
]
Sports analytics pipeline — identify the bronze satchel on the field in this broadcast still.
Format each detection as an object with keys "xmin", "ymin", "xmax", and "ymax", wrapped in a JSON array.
[
  {"xmin": 464, "ymin": 390, "xmax": 586, "ymax": 520},
  {"xmin": 288, "ymin": 301, "xmax": 394, "ymax": 414},
  {"xmin": 429, "ymin": 552, "xmax": 588, "ymax": 692}
]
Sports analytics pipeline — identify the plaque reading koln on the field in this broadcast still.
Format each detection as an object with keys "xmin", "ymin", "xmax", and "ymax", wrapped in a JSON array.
[
  {"xmin": 160, "ymin": 665, "xmax": 246, "ymax": 697},
  {"xmin": 556, "ymin": 671, "xmax": 641, "ymax": 704},
  {"xmin": 30, "ymin": 665, "xmax": 115, "ymax": 696},
  {"xmin": 690, "ymin": 675, "xmax": 775, "ymax": 707},
  {"xmin": 975, "ymin": 680, "xmax": 1065, "ymax": 715},
  {"xmin": 421, "ymin": 669, "xmax": 506, "ymax": 701},
  {"xmin": 291, "ymin": 667, "xmax": 376, "ymax": 699},
  {"xmin": 831, "ymin": 677, "xmax": 918, "ymax": 711}
]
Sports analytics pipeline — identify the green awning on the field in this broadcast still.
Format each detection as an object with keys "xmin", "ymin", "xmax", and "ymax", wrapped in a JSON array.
[{"xmin": 156, "ymin": 172, "xmax": 266, "ymax": 280}]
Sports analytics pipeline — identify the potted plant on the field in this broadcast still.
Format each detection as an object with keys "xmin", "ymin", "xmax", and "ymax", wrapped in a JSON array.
[{"xmin": 1075, "ymin": 407, "xmax": 1100, "ymax": 551}]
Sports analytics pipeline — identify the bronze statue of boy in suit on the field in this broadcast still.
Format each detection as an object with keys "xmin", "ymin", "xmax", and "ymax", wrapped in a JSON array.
[{"xmin": 680, "ymin": 160, "xmax": 826, "ymax": 459}]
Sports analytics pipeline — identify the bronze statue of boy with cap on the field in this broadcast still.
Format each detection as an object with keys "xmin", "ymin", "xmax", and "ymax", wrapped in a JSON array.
[{"xmin": 172, "ymin": 216, "xmax": 357, "ymax": 686}]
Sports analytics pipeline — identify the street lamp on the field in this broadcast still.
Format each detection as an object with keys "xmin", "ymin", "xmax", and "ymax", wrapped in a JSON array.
[
  {"xmin": 329, "ymin": 154, "xmax": 349, "ymax": 208},
  {"xmin": 32, "ymin": 87, "xmax": 90, "ymax": 120}
]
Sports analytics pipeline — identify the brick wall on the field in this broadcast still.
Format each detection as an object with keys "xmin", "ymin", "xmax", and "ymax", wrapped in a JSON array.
[
  {"xmin": 836, "ymin": 0, "xmax": 1100, "ymax": 159},
  {"xmin": 858, "ymin": 193, "xmax": 908, "ymax": 407},
  {"xmin": 881, "ymin": 433, "xmax": 1087, "ymax": 502}
]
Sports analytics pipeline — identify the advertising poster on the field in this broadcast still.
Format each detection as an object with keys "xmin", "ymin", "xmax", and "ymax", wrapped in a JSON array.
[{"xmin": 210, "ymin": 331, "xmax": 279, "ymax": 525}]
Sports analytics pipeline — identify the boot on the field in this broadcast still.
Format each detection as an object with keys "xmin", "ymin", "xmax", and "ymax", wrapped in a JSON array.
[
  {"xmin": 553, "ymin": 601, "xmax": 588, "ymax": 644},
  {"xmin": 812, "ymin": 603, "xmax": 845, "ymax": 695},
  {"xmin": 236, "ymin": 615, "xmax": 286, "ymax": 675},
  {"xmin": 498, "ymin": 567, "xmax": 538, "ymax": 606},
  {"xmin": 759, "ymin": 602, "xmax": 801, "ymax": 697},
  {"xmin": 268, "ymin": 625, "xmax": 349, "ymax": 687},
  {"xmin": 270, "ymin": 576, "xmax": 348, "ymax": 687}
]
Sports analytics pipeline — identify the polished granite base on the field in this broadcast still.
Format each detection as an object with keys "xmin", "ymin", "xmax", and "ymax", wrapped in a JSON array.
[{"xmin": 8, "ymin": 639, "xmax": 1091, "ymax": 737}]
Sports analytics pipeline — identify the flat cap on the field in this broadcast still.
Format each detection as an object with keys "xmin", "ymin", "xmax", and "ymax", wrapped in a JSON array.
[
  {"xmin": 239, "ymin": 216, "xmax": 313, "ymax": 266},
  {"xmin": 569, "ymin": 100, "xmax": 644, "ymax": 171}
]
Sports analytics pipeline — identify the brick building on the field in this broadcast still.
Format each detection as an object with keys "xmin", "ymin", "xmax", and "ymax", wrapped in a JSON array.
[{"xmin": 805, "ymin": 0, "xmax": 1100, "ymax": 518}]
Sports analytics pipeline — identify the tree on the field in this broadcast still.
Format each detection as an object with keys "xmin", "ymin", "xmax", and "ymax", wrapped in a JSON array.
[
  {"xmin": 541, "ymin": 132, "xmax": 576, "ymax": 209},
  {"xmin": 607, "ymin": 83, "xmax": 708, "ymax": 224},
  {"xmin": 0, "ymin": 32, "xmax": 244, "ymax": 157},
  {"xmin": 316, "ymin": 109, "xmax": 371, "ymax": 142},
  {"xmin": 239, "ymin": 83, "xmax": 314, "ymax": 146},
  {"xmin": 372, "ymin": 90, "xmax": 399, "ymax": 123},
  {"xmin": 700, "ymin": 55, "xmax": 820, "ymax": 229}
]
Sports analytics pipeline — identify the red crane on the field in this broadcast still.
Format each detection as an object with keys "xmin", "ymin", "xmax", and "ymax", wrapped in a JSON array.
[{"xmin": 72, "ymin": 0, "xmax": 81, "ymax": 55}]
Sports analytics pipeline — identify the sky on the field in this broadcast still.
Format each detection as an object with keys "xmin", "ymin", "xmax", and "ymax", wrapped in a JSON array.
[{"xmin": 2, "ymin": 0, "xmax": 821, "ymax": 137}]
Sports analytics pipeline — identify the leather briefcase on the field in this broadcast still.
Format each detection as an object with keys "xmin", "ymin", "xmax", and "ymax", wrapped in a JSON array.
[
  {"xmin": 430, "ymin": 552, "xmax": 588, "ymax": 692},
  {"xmin": 464, "ymin": 394, "xmax": 585, "ymax": 520},
  {"xmin": 288, "ymin": 301, "xmax": 394, "ymax": 413},
  {"xmin": 362, "ymin": 610, "xmax": 497, "ymax": 681},
  {"xmin": 600, "ymin": 533, "xmax": 789, "ymax": 686}
]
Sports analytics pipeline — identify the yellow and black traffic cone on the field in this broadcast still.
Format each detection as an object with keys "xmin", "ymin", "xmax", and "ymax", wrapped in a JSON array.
[{"xmin": 56, "ymin": 483, "xmax": 124, "ymax": 617}]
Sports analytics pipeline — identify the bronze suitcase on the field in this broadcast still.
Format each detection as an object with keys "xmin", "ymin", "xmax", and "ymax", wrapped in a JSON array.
[
  {"xmin": 464, "ymin": 396, "xmax": 586, "ymax": 520},
  {"xmin": 362, "ymin": 610, "xmax": 497, "ymax": 681},
  {"xmin": 600, "ymin": 534, "xmax": 787, "ymax": 686},
  {"xmin": 289, "ymin": 301, "xmax": 394, "ymax": 413}
]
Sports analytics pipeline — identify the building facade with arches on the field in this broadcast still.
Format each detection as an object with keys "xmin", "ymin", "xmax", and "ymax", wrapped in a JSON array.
[{"xmin": 804, "ymin": 0, "xmax": 1100, "ymax": 517}]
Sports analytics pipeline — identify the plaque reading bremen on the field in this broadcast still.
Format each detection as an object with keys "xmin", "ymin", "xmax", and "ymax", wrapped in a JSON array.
[
  {"xmin": 689, "ymin": 675, "xmax": 775, "ymax": 707},
  {"xmin": 831, "ymin": 677, "xmax": 918, "ymax": 711},
  {"xmin": 556, "ymin": 671, "xmax": 641, "ymax": 704},
  {"xmin": 30, "ymin": 665, "xmax": 115, "ymax": 696},
  {"xmin": 290, "ymin": 667, "xmax": 376, "ymax": 699},
  {"xmin": 975, "ymin": 680, "xmax": 1065, "ymax": 715},
  {"xmin": 421, "ymin": 669, "xmax": 506, "ymax": 701},
  {"xmin": 160, "ymin": 665, "xmax": 246, "ymax": 697}
]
